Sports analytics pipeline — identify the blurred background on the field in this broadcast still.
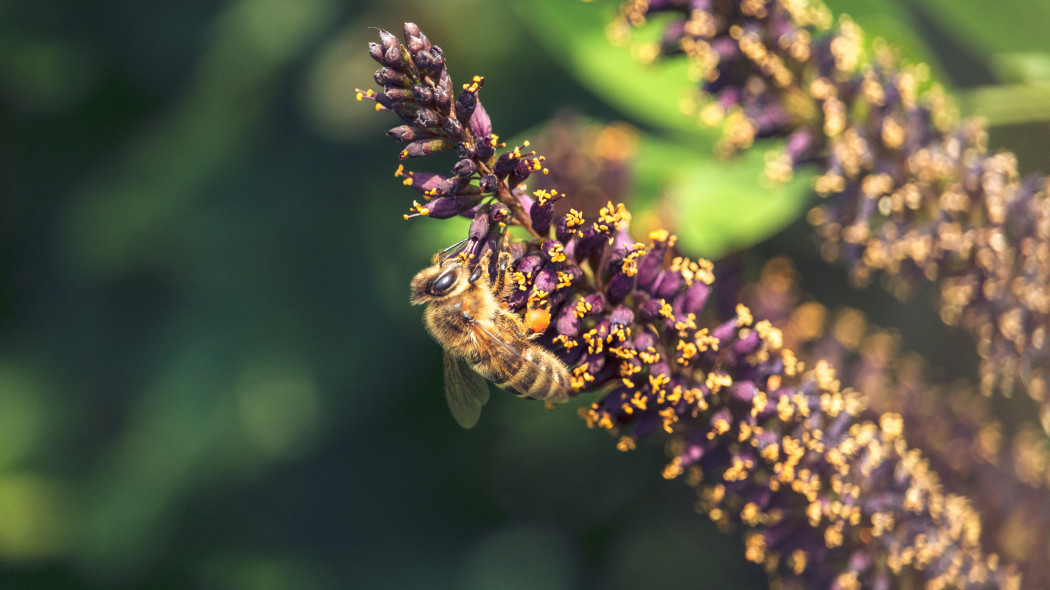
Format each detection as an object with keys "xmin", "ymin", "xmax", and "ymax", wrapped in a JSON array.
[{"xmin": 1, "ymin": 0, "xmax": 1048, "ymax": 588}]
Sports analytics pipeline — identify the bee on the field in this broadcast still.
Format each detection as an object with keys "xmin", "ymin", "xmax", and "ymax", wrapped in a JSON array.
[{"xmin": 410, "ymin": 241, "xmax": 571, "ymax": 428}]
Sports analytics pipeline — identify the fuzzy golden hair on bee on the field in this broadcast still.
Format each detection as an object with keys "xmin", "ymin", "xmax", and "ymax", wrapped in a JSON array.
[
  {"xmin": 410, "ymin": 243, "xmax": 571, "ymax": 428},
  {"xmin": 409, "ymin": 258, "xmax": 468, "ymax": 306}
]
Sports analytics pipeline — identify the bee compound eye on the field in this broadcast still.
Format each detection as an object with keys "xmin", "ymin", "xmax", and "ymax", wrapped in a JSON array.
[
  {"xmin": 468, "ymin": 263, "xmax": 484, "ymax": 283},
  {"xmin": 430, "ymin": 270, "xmax": 457, "ymax": 295}
]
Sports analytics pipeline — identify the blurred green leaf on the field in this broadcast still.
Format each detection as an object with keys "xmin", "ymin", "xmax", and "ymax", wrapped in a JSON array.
[
  {"xmin": 822, "ymin": 0, "xmax": 951, "ymax": 82},
  {"xmin": 0, "ymin": 474, "xmax": 72, "ymax": 560},
  {"xmin": 992, "ymin": 52, "xmax": 1050, "ymax": 84},
  {"xmin": 634, "ymin": 135, "xmax": 814, "ymax": 257},
  {"xmin": 909, "ymin": 0, "xmax": 1050, "ymax": 55},
  {"xmin": 514, "ymin": 0, "xmax": 715, "ymax": 142},
  {"xmin": 956, "ymin": 83, "xmax": 1050, "ymax": 126}
]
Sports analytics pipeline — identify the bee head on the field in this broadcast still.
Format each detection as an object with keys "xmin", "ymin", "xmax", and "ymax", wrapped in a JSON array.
[{"xmin": 410, "ymin": 259, "xmax": 468, "ymax": 305}]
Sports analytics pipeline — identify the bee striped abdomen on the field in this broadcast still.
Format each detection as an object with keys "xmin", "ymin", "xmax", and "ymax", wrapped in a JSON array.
[
  {"xmin": 513, "ymin": 347, "xmax": 569, "ymax": 403},
  {"xmin": 509, "ymin": 351, "xmax": 540, "ymax": 394}
]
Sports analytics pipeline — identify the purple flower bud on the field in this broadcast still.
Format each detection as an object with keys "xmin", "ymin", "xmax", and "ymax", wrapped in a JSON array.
[
  {"xmin": 383, "ymin": 87, "xmax": 414, "ymax": 102},
  {"xmin": 425, "ymin": 47, "xmax": 446, "ymax": 78},
  {"xmin": 378, "ymin": 29, "xmax": 399, "ymax": 51},
  {"xmin": 479, "ymin": 174, "xmax": 498, "ymax": 194},
  {"xmin": 515, "ymin": 190, "xmax": 535, "ymax": 214},
  {"xmin": 386, "ymin": 125, "xmax": 433, "ymax": 143},
  {"xmin": 455, "ymin": 89, "xmax": 477, "ymax": 122},
  {"xmin": 368, "ymin": 42, "xmax": 384, "ymax": 65},
  {"xmin": 534, "ymin": 267, "xmax": 559, "ymax": 294},
  {"xmin": 711, "ymin": 319, "xmax": 737, "ymax": 345},
  {"xmin": 555, "ymin": 216, "xmax": 579, "ymax": 245},
  {"xmin": 494, "ymin": 152, "xmax": 517, "ymax": 177},
  {"xmin": 634, "ymin": 330, "xmax": 657, "ymax": 354},
  {"xmin": 610, "ymin": 304, "xmax": 635, "ymax": 328},
  {"xmin": 400, "ymin": 138, "xmax": 450, "ymax": 159},
  {"xmin": 575, "ymin": 227, "xmax": 608, "ymax": 258},
  {"xmin": 583, "ymin": 292, "xmax": 605, "ymax": 316},
  {"xmin": 414, "ymin": 108, "xmax": 440, "ymax": 129},
  {"xmin": 517, "ymin": 254, "xmax": 543, "ymax": 277},
  {"xmin": 433, "ymin": 84, "xmax": 452, "ymax": 110},
  {"xmin": 729, "ymin": 380, "xmax": 758, "ymax": 404},
  {"xmin": 468, "ymin": 209, "xmax": 490, "ymax": 242},
  {"xmin": 413, "ymin": 47, "xmax": 438, "ymax": 76},
  {"xmin": 420, "ymin": 196, "xmax": 461, "ymax": 219},
  {"xmin": 540, "ymin": 239, "xmax": 566, "ymax": 262},
  {"xmin": 508, "ymin": 159, "xmax": 533, "ymax": 186},
  {"xmin": 400, "ymin": 171, "xmax": 445, "ymax": 194},
  {"xmin": 474, "ymin": 138, "xmax": 495, "ymax": 160},
  {"xmin": 435, "ymin": 176, "xmax": 467, "ymax": 197},
  {"xmin": 561, "ymin": 239, "xmax": 577, "ymax": 263},
  {"xmin": 650, "ymin": 359, "xmax": 671, "ymax": 379},
  {"xmin": 443, "ymin": 116, "xmax": 463, "ymax": 138},
  {"xmin": 375, "ymin": 67, "xmax": 411, "ymax": 88},
  {"xmin": 638, "ymin": 296, "xmax": 665, "ymax": 321},
  {"xmin": 731, "ymin": 330, "xmax": 760, "ymax": 356},
  {"xmin": 556, "ymin": 304, "xmax": 581, "ymax": 337},
  {"xmin": 456, "ymin": 142, "xmax": 475, "ymax": 159},
  {"xmin": 389, "ymin": 100, "xmax": 417, "ymax": 121},
  {"xmin": 652, "ymin": 270, "xmax": 684, "ymax": 300},
  {"xmin": 412, "ymin": 85, "xmax": 433, "ymax": 106},
  {"xmin": 489, "ymin": 202, "xmax": 510, "ymax": 225},
  {"xmin": 405, "ymin": 33, "xmax": 424, "ymax": 55},
  {"xmin": 531, "ymin": 201, "xmax": 554, "ymax": 235},
  {"xmin": 579, "ymin": 351, "xmax": 609, "ymax": 378},
  {"xmin": 452, "ymin": 158, "xmax": 476, "ymax": 177},
  {"xmin": 676, "ymin": 281, "xmax": 710, "ymax": 316},
  {"xmin": 384, "ymin": 45, "xmax": 406, "ymax": 70},
  {"xmin": 607, "ymin": 271, "xmax": 636, "ymax": 303},
  {"xmin": 786, "ymin": 128, "xmax": 816, "ymax": 164},
  {"xmin": 469, "ymin": 100, "xmax": 492, "ymax": 138}
]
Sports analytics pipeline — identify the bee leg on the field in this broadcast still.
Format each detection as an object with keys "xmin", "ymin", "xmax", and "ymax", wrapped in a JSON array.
[
  {"xmin": 469, "ymin": 248, "xmax": 493, "ymax": 286},
  {"xmin": 491, "ymin": 250, "xmax": 514, "ymax": 301},
  {"xmin": 497, "ymin": 309, "xmax": 531, "ymax": 341}
]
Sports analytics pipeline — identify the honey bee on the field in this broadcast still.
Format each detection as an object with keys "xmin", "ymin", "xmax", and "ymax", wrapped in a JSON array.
[{"xmin": 410, "ymin": 241, "xmax": 571, "ymax": 428}]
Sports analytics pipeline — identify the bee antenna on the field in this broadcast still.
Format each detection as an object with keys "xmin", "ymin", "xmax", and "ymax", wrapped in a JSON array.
[{"xmin": 438, "ymin": 238, "xmax": 470, "ymax": 260}]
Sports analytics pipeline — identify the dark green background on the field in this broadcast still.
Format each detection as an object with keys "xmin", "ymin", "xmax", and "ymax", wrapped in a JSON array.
[{"xmin": 1, "ymin": 0, "xmax": 1046, "ymax": 588}]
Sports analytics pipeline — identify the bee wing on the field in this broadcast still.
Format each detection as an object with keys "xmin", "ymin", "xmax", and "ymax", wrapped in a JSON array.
[
  {"xmin": 443, "ymin": 351, "xmax": 490, "ymax": 429},
  {"xmin": 468, "ymin": 315, "xmax": 568, "ymax": 401}
]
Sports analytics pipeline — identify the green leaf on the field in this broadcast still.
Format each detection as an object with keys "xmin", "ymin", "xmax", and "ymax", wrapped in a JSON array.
[
  {"xmin": 633, "ymin": 135, "xmax": 815, "ymax": 258},
  {"xmin": 513, "ymin": 0, "xmax": 715, "ymax": 142},
  {"xmin": 956, "ymin": 83, "xmax": 1050, "ymax": 126},
  {"xmin": 907, "ymin": 0, "xmax": 1050, "ymax": 55},
  {"xmin": 991, "ymin": 52, "xmax": 1050, "ymax": 84},
  {"xmin": 822, "ymin": 0, "xmax": 962, "ymax": 87}
]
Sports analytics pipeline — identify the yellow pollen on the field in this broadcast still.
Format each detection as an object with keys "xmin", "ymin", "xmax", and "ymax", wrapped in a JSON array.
[
  {"xmin": 511, "ymin": 271, "xmax": 530, "ymax": 291},
  {"xmin": 659, "ymin": 300, "xmax": 674, "ymax": 318},
  {"xmin": 547, "ymin": 242, "xmax": 566, "ymax": 262},
  {"xmin": 662, "ymin": 456, "xmax": 684, "ymax": 478},
  {"xmin": 735, "ymin": 303, "xmax": 754, "ymax": 326},
  {"xmin": 574, "ymin": 298, "xmax": 592, "ymax": 317}
]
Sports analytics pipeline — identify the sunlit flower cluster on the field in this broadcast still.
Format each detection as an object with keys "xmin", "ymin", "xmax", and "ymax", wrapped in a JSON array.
[
  {"xmin": 362, "ymin": 23, "xmax": 1022, "ymax": 588},
  {"xmin": 617, "ymin": 0, "xmax": 1050, "ymax": 427},
  {"xmin": 744, "ymin": 256, "xmax": 1050, "ymax": 587}
]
